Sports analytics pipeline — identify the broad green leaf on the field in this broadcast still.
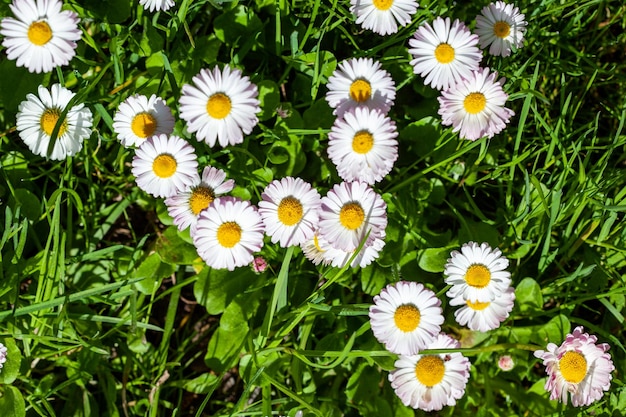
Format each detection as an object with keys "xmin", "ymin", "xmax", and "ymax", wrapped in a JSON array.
[
  {"xmin": 193, "ymin": 267, "xmax": 258, "ymax": 315},
  {"xmin": 0, "ymin": 338, "xmax": 21, "ymax": 385},
  {"xmin": 155, "ymin": 226, "xmax": 199, "ymax": 265},
  {"xmin": 417, "ymin": 247, "xmax": 454, "ymax": 273},
  {"xmin": 257, "ymin": 80, "xmax": 280, "ymax": 121},
  {"xmin": 213, "ymin": 5, "xmax": 263, "ymax": 45},
  {"xmin": 204, "ymin": 301, "xmax": 249, "ymax": 373},
  {"xmin": 360, "ymin": 264, "xmax": 388, "ymax": 296},
  {"xmin": 0, "ymin": 60, "xmax": 44, "ymax": 117},
  {"xmin": 533, "ymin": 314, "xmax": 570, "ymax": 346},
  {"xmin": 132, "ymin": 252, "xmax": 176, "ymax": 295},
  {"xmin": 182, "ymin": 373, "xmax": 220, "ymax": 394},
  {"xmin": 515, "ymin": 277, "xmax": 543, "ymax": 313},
  {"xmin": 0, "ymin": 386, "xmax": 25, "ymax": 417}
]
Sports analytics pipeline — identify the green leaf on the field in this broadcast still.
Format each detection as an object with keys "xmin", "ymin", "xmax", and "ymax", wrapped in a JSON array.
[
  {"xmin": 533, "ymin": 314, "xmax": 570, "ymax": 346},
  {"xmin": 515, "ymin": 277, "xmax": 543, "ymax": 313},
  {"xmin": 155, "ymin": 226, "xmax": 199, "ymax": 265},
  {"xmin": 193, "ymin": 267, "xmax": 258, "ymax": 315},
  {"xmin": 257, "ymin": 80, "xmax": 280, "ymax": 121},
  {"xmin": 8, "ymin": 189, "xmax": 41, "ymax": 221},
  {"xmin": 0, "ymin": 338, "xmax": 22, "ymax": 385},
  {"xmin": 182, "ymin": 373, "xmax": 220, "ymax": 394},
  {"xmin": 0, "ymin": 60, "xmax": 45, "ymax": 117},
  {"xmin": 213, "ymin": 5, "xmax": 263, "ymax": 45},
  {"xmin": 204, "ymin": 301, "xmax": 249, "ymax": 373},
  {"xmin": 0, "ymin": 386, "xmax": 25, "ymax": 417},
  {"xmin": 417, "ymin": 247, "xmax": 454, "ymax": 273},
  {"xmin": 132, "ymin": 252, "xmax": 176, "ymax": 295},
  {"xmin": 360, "ymin": 264, "xmax": 388, "ymax": 296}
]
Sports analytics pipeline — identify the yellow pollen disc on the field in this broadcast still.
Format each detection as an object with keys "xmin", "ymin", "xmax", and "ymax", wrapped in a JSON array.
[
  {"xmin": 28, "ymin": 21, "xmax": 53, "ymax": 46},
  {"xmin": 493, "ymin": 21, "xmax": 511, "ymax": 38},
  {"xmin": 465, "ymin": 264, "xmax": 491, "ymax": 288},
  {"xmin": 415, "ymin": 356, "xmax": 446, "ymax": 387},
  {"xmin": 349, "ymin": 79, "xmax": 372, "ymax": 103},
  {"xmin": 352, "ymin": 130, "xmax": 374, "ymax": 154},
  {"xmin": 434, "ymin": 43, "xmax": 455, "ymax": 64},
  {"xmin": 372, "ymin": 0, "xmax": 393, "ymax": 11},
  {"xmin": 40, "ymin": 108, "xmax": 68, "ymax": 136},
  {"xmin": 339, "ymin": 202, "xmax": 365, "ymax": 230},
  {"xmin": 277, "ymin": 196, "xmax": 304, "ymax": 226},
  {"xmin": 463, "ymin": 92, "xmax": 487, "ymax": 114},
  {"xmin": 206, "ymin": 93, "xmax": 232, "ymax": 119},
  {"xmin": 131, "ymin": 112, "xmax": 158, "ymax": 138},
  {"xmin": 189, "ymin": 186, "xmax": 215, "ymax": 215},
  {"xmin": 394, "ymin": 304, "xmax": 421, "ymax": 332},
  {"xmin": 152, "ymin": 154, "xmax": 177, "ymax": 178},
  {"xmin": 466, "ymin": 300, "xmax": 490, "ymax": 311},
  {"xmin": 217, "ymin": 221, "xmax": 242, "ymax": 248},
  {"xmin": 559, "ymin": 351, "xmax": 588, "ymax": 384}
]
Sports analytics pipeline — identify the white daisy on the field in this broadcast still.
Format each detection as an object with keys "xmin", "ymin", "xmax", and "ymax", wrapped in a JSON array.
[
  {"xmin": 349, "ymin": 0, "xmax": 419, "ymax": 36},
  {"xmin": 327, "ymin": 106, "xmax": 398, "ymax": 184},
  {"xmin": 408, "ymin": 17, "xmax": 482, "ymax": 91},
  {"xmin": 438, "ymin": 67, "xmax": 514, "ymax": 141},
  {"xmin": 300, "ymin": 231, "xmax": 335, "ymax": 267},
  {"xmin": 444, "ymin": 241, "xmax": 511, "ymax": 303},
  {"xmin": 389, "ymin": 333, "xmax": 471, "ymax": 411},
  {"xmin": 323, "ymin": 234, "xmax": 385, "ymax": 269},
  {"xmin": 325, "ymin": 57, "xmax": 396, "ymax": 117},
  {"xmin": 179, "ymin": 65, "xmax": 260, "ymax": 148},
  {"xmin": 318, "ymin": 181, "xmax": 387, "ymax": 252},
  {"xmin": 475, "ymin": 1, "xmax": 527, "ymax": 57},
  {"xmin": 258, "ymin": 177, "xmax": 321, "ymax": 248},
  {"xmin": 15, "ymin": 83, "xmax": 92, "ymax": 160},
  {"xmin": 369, "ymin": 281, "xmax": 443, "ymax": 355},
  {"xmin": 112, "ymin": 94, "xmax": 175, "ymax": 147},
  {"xmin": 449, "ymin": 286, "xmax": 515, "ymax": 332},
  {"xmin": 193, "ymin": 197, "xmax": 265, "ymax": 271},
  {"xmin": 164, "ymin": 166, "xmax": 235, "ymax": 234},
  {"xmin": 131, "ymin": 134, "xmax": 199, "ymax": 198},
  {"xmin": 0, "ymin": 0, "xmax": 81, "ymax": 74},
  {"xmin": 140, "ymin": 0, "xmax": 175, "ymax": 13}
]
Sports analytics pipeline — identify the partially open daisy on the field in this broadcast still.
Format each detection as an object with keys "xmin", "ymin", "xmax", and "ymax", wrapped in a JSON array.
[
  {"xmin": 300, "ymin": 231, "xmax": 335, "ymax": 267},
  {"xmin": 318, "ymin": 181, "xmax": 387, "ymax": 252},
  {"xmin": 534, "ymin": 326, "xmax": 614, "ymax": 407},
  {"xmin": 112, "ymin": 94, "xmax": 175, "ymax": 147},
  {"xmin": 444, "ymin": 241, "xmax": 511, "ymax": 303},
  {"xmin": 325, "ymin": 57, "xmax": 396, "ymax": 117},
  {"xmin": 349, "ymin": 0, "xmax": 419, "ymax": 36},
  {"xmin": 475, "ymin": 1, "xmax": 527, "ymax": 57},
  {"xmin": 369, "ymin": 281, "xmax": 443, "ymax": 355},
  {"xmin": 449, "ymin": 286, "xmax": 515, "ymax": 332},
  {"xmin": 140, "ymin": 0, "xmax": 175, "ymax": 12},
  {"xmin": 408, "ymin": 17, "xmax": 482, "ymax": 91},
  {"xmin": 165, "ymin": 166, "xmax": 235, "ymax": 234},
  {"xmin": 258, "ymin": 177, "xmax": 321, "ymax": 248},
  {"xmin": 16, "ymin": 83, "xmax": 92, "ymax": 160},
  {"xmin": 193, "ymin": 197, "xmax": 265, "ymax": 271},
  {"xmin": 131, "ymin": 134, "xmax": 199, "ymax": 198},
  {"xmin": 0, "ymin": 0, "xmax": 81, "ymax": 74},
  {"xmin": 325, "ymin": 235, "xmax": 385, "ymax": 269},
  {"xmin": 179, "ymin": 65, "xmax": 260, "ymax": 147},
  {"xmin": 328, "ymin": 106, "xmax": 398, "ymax": 184},
  {"xmin": 438, "ymin": 67, "xmax": 514, "ymax": 141},
  {"xmin": 389, "ymin": 333, "xmax": 471, "ymax": 411}
]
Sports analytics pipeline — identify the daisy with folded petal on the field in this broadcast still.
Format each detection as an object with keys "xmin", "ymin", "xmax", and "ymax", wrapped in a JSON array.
[
  {"xmin": 318, "ymin": 181, "xmax": 387, "ymax": 252},
  {"xmin": 350, "ymin": 0, "xmax": 419, "ymax": 36},
  {"xmin": 534, "ymin": 326, "xmax": 614, "ymax": 407},
  {"xmin": 16, "ymin": 83, "xmax": 93, "ymax": 160},
  {"xmin": 131, "ymin": 134, "xmax": 199, "ymax": 198},
  {"xmin": 112, "ymin": 94, "xmax": 175, "ymax": 147},
  {"xmin": 438, "ymin": 67, "xmax": 514, "ymax": 141},
  {"xmin": 179, "ymin": 65, "xmax": 260, "ymax": 147},
  {"xmin": 301, "ymin": 231, "xmax": 335, "ymax": 267},
  {"xmin": 475, "ymin": 1, "xmax": 527, "ymax": 57},
  {"xmin": 444, "ymin": 241, "xmax": 511, "ymax": 303},
  {"xmin": 325, "ymin": 235, "xmax": 386, "ymax": 269},
  {"xmin": 258, "ymin": 177, "xmax": 321, "ymax": 248},
  {"xmin": 140, "ymin": 0, "xmax": 175, "ymax": 13},
  {"xmin": 328, "ymin": 107, "xmax": 398, "ymax": 184},
  {"xmin": 165, "ymin": 166, "xmax": 234, "ymax": 234},
  {"xmin": 408, "ymin": 17, "xmax": 482, "ymax": 91},
  {"xmin": 449, "ymin": 286, "xmax": 515, "ymax": 332},
  {"xmin": 389, "ymin": 333, "xmax": 471, "ymax": 411},
  {"xmin": 325, "ymin": 57, "xmax": 396, "ymax": 117},
  {"xmin": 193, "ymin": 197, "xmax": 265, "ymax": 271}
]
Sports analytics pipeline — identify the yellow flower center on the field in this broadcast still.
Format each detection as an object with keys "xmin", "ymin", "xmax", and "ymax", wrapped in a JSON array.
[
  {"xmin": 206, "ymin": 93, "xmax": 232, "ymax": 119},
  {"xmin": 352, "ymin": 130, "xmax": 374, "ymax": 154},
  {"xmin": 465, "ymin": 264, "xmax": 491, "ymax": 288},
  {"xmin": 40, "ymin": 108, "xmax": 68, "ymax": 136},
  {"xmin": 277, "ymin": 196, "xmax": 304, "ymax": 226},
  {"xmin": 463, "ymin": 92, "xmax": 487, "ymax": 114},
  {"xmin": 559, "ymin": 351, "xmax": 588, "ymax": 384},
  {"xmin": 28, "ymin": 21, "xmax": 53, "ymax": 46},
  {"xmin": 217, "ymin": 221, "xmax": 242, "ymax": 248},
  {"xmin": 415, "ymin": 356, "xmax": 446, "ymax": 387},
  {"xmin": 394, "ymin": 304, "xmax": 421, "ymax": 332},
  {"xmin": 339, "ymin": 202, "xmax": 365, "ymax": 230},
  {"xmin": 131, "ymin": 112, "xmax": 158, "ymax": 138},
  {"xmin": 493, "ymin": 21, "xmax": 511, "ymax": 39},
  {"xmin": 466, "ymin": 300, "xmax": 491, "ymax": 310},
  {"xmin": 372, "ymin": 0, "xmax": 393, "ymax": 11},
  {"xmin": 152, "ymin": 154, "xmax": 177, "ymax": 178},
  {"xmin": 313, "ymin": 235, "xmax": 325, "ymax": 252},
  {"xmin": 189, "ymin": 186, "xmax": 215, "ymax": 215},
  {"xmin": 434, "ymin": 43, "xmax": 455, "ymax": 64},
  {"xmin": 349, "ymin": 79, "xmax": 372, "ymax": 103}
]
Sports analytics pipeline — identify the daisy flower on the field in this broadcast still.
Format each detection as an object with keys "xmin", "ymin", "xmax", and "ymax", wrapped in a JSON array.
[
  {"xmin": 349, "ymin": 0, "xmax": 419, "ymax": 36},
  {"xmin": 300, "ymin": 231, "xmax": 335, "ymax": 267},
  {"xmin": 16, "ymin": 83, "xmax": 92, "ymax": 160},
  {"xmin": 0, "ymin": 0, "xmax": 81, "ymax": 74},
  {"xmin": 534, "ymin": 326, "xmax": 614, "ymax": 407},
  {"xmin": 131, "ymin": 134, "xmax": 199, "ymax": 198},
  {"xmin": 140, "ymin": 0, "xmax": 175, "ymax": 13},
  {"xmin": 324, "ymin": 234, "xmax": 386, "ymax": 269},
  {"xmin": 179, "ymin": 65, "xmax": 260, "ymax": 147},
  {"xmin": 369, "ymin": 281, "xmax": 444, "ymax": 355},
  {"xmin": 164, "ymin": 166, "xmax": 234, "ymax": 234},
  {"xmin": 258, "ymin": 177, "xmax": 322, "ymax": 248},
  {"xmin": 325, "ymin": 57, "xmax": 396, "ymax": 117},
  {"xmin": 318, "ymin": 181, "xmax": 387, "ymax": 252},
  {"xmin": 112, "ymin": 94, "xmax": 175, "ymax": 147},
  {"xmin": 193, "ymin": 197, "xmax": 265, "ymax": 271},
  {"xmin": 0, "ymin": 342, "xmax": 7, "ymax": 370},
  {"xmin": 475, "ymin": 1, "xmax": 527, "ymax": 57},
  {"xmin": 449, "ymin": 286, "xmax": 515, "ymax": 332},
  {"xmin": 438, "ymin": 67, "xmax": 514, "ymax": 141},
  {"xmin": 408, "ymin": 17, "xmax": 482, "ymax": 91},
  {"xmin": 389, "ymin": 333, "xmax": 471, "ymax": 411},
  {"xmin": 328, "ymin": 107, "xmax": 398, "ymax": 184},
  {"xmin": 444, "ymin": 241, "xmax": 511, "ymax": 303}
]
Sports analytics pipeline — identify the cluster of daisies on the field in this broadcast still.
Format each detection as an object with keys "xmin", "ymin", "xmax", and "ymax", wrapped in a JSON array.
[{"xmin": 368, "ymin": 242, "xmax": 615, "ymax": 411}]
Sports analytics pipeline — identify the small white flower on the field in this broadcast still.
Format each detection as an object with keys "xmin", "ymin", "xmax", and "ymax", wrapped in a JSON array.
[
  {"xmin": 350, "ymin": 0, "xmax": 419, "ymax": 36},
  {"xmin": 323, "ymin": 235, "xmax": 386, "ymax": 269},
  {"xmin": 140, "ymin": 0, "xmax": 175, "ymax": 12},
  {"xmin": 112, "ymin": 94, "xmax": 175, "ymax": 147},
  {"xmin": 449, "ymin": 286, "xmax": 515, "ymax": 332},
  {"xmin": 475, "ymin": 1, "xmax": 527, "ymax": 57}
]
